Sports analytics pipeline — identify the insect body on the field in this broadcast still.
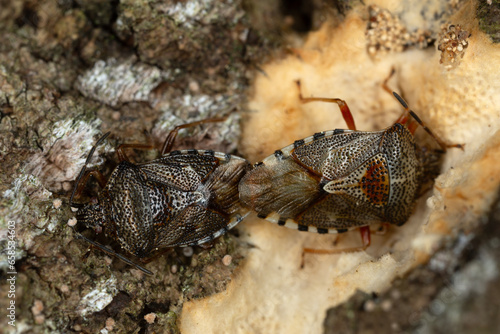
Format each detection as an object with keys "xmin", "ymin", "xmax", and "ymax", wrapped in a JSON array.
[
  {"xmin": 239, "ymin": 82, "xmax": 455, "ymax": 250},
  {"xmin": 70, "ymin": 119, "xmax": 250, "ymax": 273}
]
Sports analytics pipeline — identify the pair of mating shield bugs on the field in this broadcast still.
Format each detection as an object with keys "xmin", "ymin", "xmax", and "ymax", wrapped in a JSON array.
[{"xmin": 70, "ymin": 79, "xmax": 458, "ymax": 274}]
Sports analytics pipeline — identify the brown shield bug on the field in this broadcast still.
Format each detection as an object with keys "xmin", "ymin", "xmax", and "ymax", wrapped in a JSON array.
[
  {"xmin": 70, "ymin": 119, "xmax": 250, "ymax": 274},
  {"xmin": 239, "ymin": 80, "xmax": 461, "ymax": 252}
]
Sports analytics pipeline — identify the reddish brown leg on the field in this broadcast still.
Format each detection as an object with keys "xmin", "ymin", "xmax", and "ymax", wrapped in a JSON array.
[
  {"xmin": 118, "ymin": 117, "xmax": 232, "ymax": 159},
  {"xmin": 116, "ymin": 131, "xmax": 156, "ymax": 162},
  {"xmin": 295, "ymin": 80, "xmax": 357, "ymax": 131},
  {"xmin": 302, "ymin": 226, "xmax": 371, "ymax": 255},
  {"xmin": 116, "ymin": 142, "xmax": 155, "ymax": 162},
  {"xmin": 359, "ymin": 226, "xmax": 371, "ymax": 249},
  {"xmin": 161, "ymin": 118, "xmax": 227, "ymax": 155}
]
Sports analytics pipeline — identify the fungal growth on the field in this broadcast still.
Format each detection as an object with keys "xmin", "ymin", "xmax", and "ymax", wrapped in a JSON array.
[
  {"xmin": 438, "ymin": 24, "xmax": 470, "ymax": 70},
  {"xmin": 366, "ymin": 5, "xmax": 432, "ymax": 57}
]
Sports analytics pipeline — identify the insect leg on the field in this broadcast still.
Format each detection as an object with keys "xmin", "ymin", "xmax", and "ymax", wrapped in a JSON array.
[
  {"xmin": 380, "ymin": 68, "xmax": 422, "ymax": 134},
  {"xmin": 116, "ymin": 143, "xmax": 155, "ymax": 162},
  {"xmin": 161, "ymin": 118, "xmax": 227, "ymax": 154},
  {"xmin": 116, "ymin": 131, "xmax": 156, "ymax": 162},
  {"xmin": 295, "ymin": 80, "xmax": 356, "ymax": 130},
  {"xmin": 359, "ymin": 226, "xmax": 371, "ymax": 249},
  {"xmin": 302, "ymin": 226, "xmax": 371, "ymax": 255}
]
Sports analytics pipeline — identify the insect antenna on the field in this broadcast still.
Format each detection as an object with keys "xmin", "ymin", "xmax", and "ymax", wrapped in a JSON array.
[
  {"xmin": 72, "ymin": 226, "xmax": 153, "ymax": 275},
  {"xmin": 392, "ymin": 92, "xmax": 463, "ymax": 151},
  {"xmin": 69, "ymin": 132, "xmax": 111, "ymax": 208}
]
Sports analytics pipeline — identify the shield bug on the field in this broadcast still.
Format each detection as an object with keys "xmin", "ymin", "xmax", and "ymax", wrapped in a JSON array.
[
  {"xmin": 239, "ymin": 80, "xmax": 460, "ymax": 252},
  {"xmin": 70, "ymin": 119, "xmax": 250, "ymax": 274}
]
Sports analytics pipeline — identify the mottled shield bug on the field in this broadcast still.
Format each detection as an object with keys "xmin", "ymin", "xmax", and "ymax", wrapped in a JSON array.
[
  {"xmin": 70, "ymin": 119, "xmax": 250, "ymax": 274},
  {"xmin": 239, "ymin": 80, "xmax": 460, "ymax": 252}
]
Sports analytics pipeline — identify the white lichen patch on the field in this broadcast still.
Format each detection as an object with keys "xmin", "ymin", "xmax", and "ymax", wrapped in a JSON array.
[
  {"xmin": 75, "ymin": 57, "xmax": 170, "ymax": 107},
  {"xmin": 155, "ymin": 93, "xmax": 228, "ymax": 128},
  {"xmin": 26, "ymin": 118, "xmax": 107, "ymax": 191},
  {"xmin": 156, "ymin": 0, "xmax": 235, "ymax": 28},
  {"xmin": 3, "ymin": 174, "xmax": 52, "ymax": 209},
  {"xmin": 153, "ymin": 94, "xmax": 216, "ymax": 140},
  {"xmin": 78, "ymin": 276, "xmax": 118, "ymax": 318},
  {"xmin": 0, "ymin": 174, "xmax": 50, "ymax": 270},
  {"xmin": 163, "ymin": 0, "xmax": 213, "ymax": 25},
  {"xmin": 2, "ymin": 173, "xmax": 53, "ymax": 226}
]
